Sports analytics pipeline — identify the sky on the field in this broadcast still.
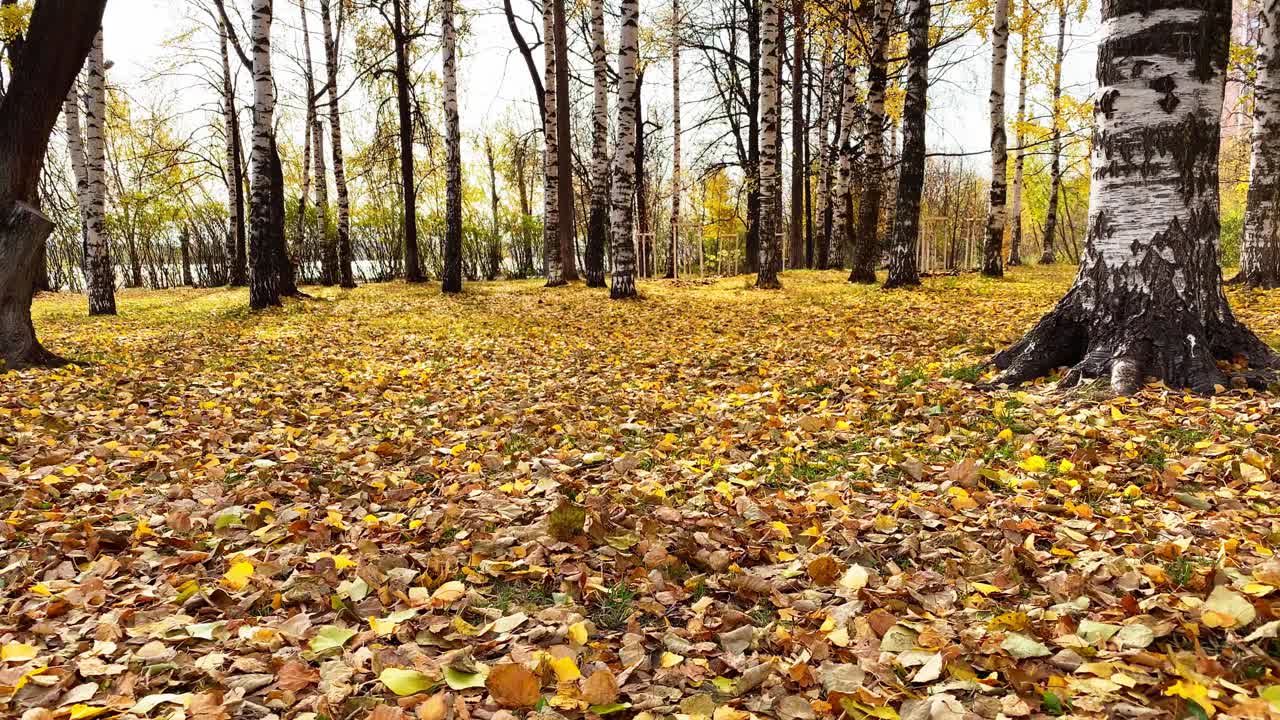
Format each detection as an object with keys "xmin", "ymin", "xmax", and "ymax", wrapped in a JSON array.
[{"xmin": 100, "ymin": 0, "xmax": 1103, "ymax": 177}]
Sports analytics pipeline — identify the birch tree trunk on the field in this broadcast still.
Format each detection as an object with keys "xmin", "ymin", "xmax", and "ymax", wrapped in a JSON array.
[
  {"xmin": 313, "ymin": 118, "xmax": 334, "ymax": 284},
  {"xmin": 394, "ymin": 0, "xmax": 423, "ymax": 282},
  {"xmin": 884, "ymin": 0, "xmax": 930, "ymax": 288},
  {"xmin": 585, "ymin": 0, "xmax": 610, "ymax": 287},
  {"xmin": 81, "ymin": 31, "xmax": 115, "ymax": 314},
  {"xmin": 63, "ymin": 87, "xmax": 93, "ymax": 296},
  {"xmin": 1237, "ymin": 0, "xmax": 1280, "ymax": 288},
  {"xmin": 849, "ymin": 0, "xmax": 890, "ymax": 283},
  {"xmin": 788, "ymin": 0, "xmax": 804, "ymax": 268},
  {"xmin": 813, "ymin": 50, "xmax": 837, "ymax": 270},
  {"xmin": 668, "ymin": 0, "xmax": 681, "ymax": 280},
  {"xmin": 486, "ymin": 137, "xmax": 502, "ymax": 279},
  {"xmin": 826, "ymin": 63, "xmax": 857, "ymax": 271},
  {"xmin": 981, "ymin": 0, "xmax": 1009, "ymax": 277},
  {"xmin": 1039, "ymin": 2, "xmax": 1065, "ymax": 265},
  {"xmin": 991, "ymin": 0, "xmax": 1278, "ymax": 393},
  {"xmin": 248, "ymin": 0, "xmax": 280, "ymax": 309},
  {"xmin": 745, "ymin": 2, "xmax": 761, "ymax": 274},
  {"xmin": 298, "ymin": 0, "xmax": 314, "ymax": 281},
  {"xmin": 320, "ymin": 0, "xmax": 354, "ymax": 287},
  {"xmin": 754, "ymin": 0, "xmax": 782, "ymax": 288},
  {"xmin": 551, "ymin": 0, "xmax": 577, "ymax": 281},
  {"xmin": 442, "ymin": 0, "xmax": 463, "ymax": 293},
  {"xmin": 609, "ymin": 0, "xmax": 640, "ymax": 299},
  {"xmin": 542, "ymin": 0, "xmax": 566, "ymax": 286},
  {"xmin": 1007, "ymin": 8, "xmax": 1030, "ymax": 267},
  {"xmin": 220, "ymin": 17, "xmax": 247, "ymax": 287}
]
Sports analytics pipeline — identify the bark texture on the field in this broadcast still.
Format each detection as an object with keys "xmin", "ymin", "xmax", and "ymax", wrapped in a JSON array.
[
  {"xmin": 542, "ymin": 0, "xmax": 566, "ymax": 287},
  {"xmin": 812, "ymin": 43, "xmax": 835, "ymax": 269},
  {"xmin": 1039, "ymin": 2, "xmax": 1066, "ymax": 265},
  {"xmin": 585, "ymin": 0, "xmax": 610, "ymax": 287},
  {"xmin": 394, "ymin": 0, "xmax": 423, "ymax": 283},
  {"xmin": 827, "ymin": 62, "xmax": 857, "ymax": 271},
  {"xmin": 1008, "ymin": 9, "xmax": 1030, "ymax": 267},
  {"xmin": 1238, "ymin": 0, "xmax": 1280, "ymax": 288},
  {"xmin": 82, "ymin": 31, "xmax": 115, "ymax": 314},
  {"xmin": 0, "ymin": 0, "xmax": 109, "ymax": 369},
  {"xmin": 755, "ymin": 0, "xmax": 782, "ymax": 289},
  {"xmin": 981, "ymin": 0, "xmax": 1009, "ymax": 278},
  {"xmin": 552, "ymin": 0, "xmax": 577, "ymax": 281},
  {"xmin": 610, "ymin": 0, "xmax": 640, "ymax": 299},
  {"xmin": 220, "ymin": 16, "xmax": 247, "ymax": 286},
  {"xmin": 884, "ymin": 0, "xmax": 930, "ymax": 289},
  {"xmin": 320, "ymin": 0, "xmax": 354, "ymax": 287},
  {"xmin": 669, "ymin": 0, "xmax": 682, "ymax": 279},
  {"xmin": 849, "ymin": 0, "xmax": 890, "ymax": 284},
  {"xmin": 991, "ymin": 0, "xmax": 1278, "ymax": 394},
  {"xmin": 442, "ymin": 0, "xmax": 463, "ymax": 294},
  {"xmin": 248, "ymin": 0, "xmax": 280, "ymax": 310},
  {"xmin": 312, "ymin": 118, "xmax": 335, "ymax": 284}
]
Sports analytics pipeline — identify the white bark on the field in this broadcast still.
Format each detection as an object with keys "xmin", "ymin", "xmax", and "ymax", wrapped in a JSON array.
[
  {"xmin": 320, "ymin": 0, "xmax": 354, "ymax": 287},
  {"xmin": 812, "ymin": 43, "xmax": 835, "ymax": 268},
  {"xmin": 827, "ymin": 61, "xmax": 858, "ymax": 270},
  {"xmin": 1241, "ymin": 0, "xmax": 1280, "ymax": 287},
  {"xmin": 609, "ymin": 0, "xmax": 640, "ymax": 298},
  {"xmin": 1008, "ymin": 6, "xmax": 1030, "ymax": 265},
  {"xmin": 82, "ymin": 31, "xmax": 114, "ymax": 315},
  {"xmin": 219, "ymin": 13, "xmax": 245, "ymax": 285},
  {"xmin": 671, "ymin": 0, "xmax": 682, "ymax": 279},
  {"xmin": 248, "ymin": 0, "xmax": 279, "ymax": 308},
  {"xmin": 755, "ymin": 0, "xmax": 782, "ymax": 288},
  {"xmin": 442, "ymin": 0, "xmax": 463, "ymax": 292},
  {"xmin": 586, "ymin": 0, "xmax": 610, "ymax": 286},
  {"xmin": 982, "ymin": 0, "xmax": 1010, "ymax": 276},
  {"xmin": 543, "ymin": 0, "xmax": 564, "ymax": 286}
]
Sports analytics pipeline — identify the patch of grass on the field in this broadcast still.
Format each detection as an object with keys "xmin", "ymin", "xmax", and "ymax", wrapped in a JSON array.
[
  {"xmin": 896, "ymin": 366, "xmax": 928, "ymax": 389},
  {"xmin": 1167, "ymin": 556, "xmax": 1196, "ymax": 588},
  {"xmin": 944, "ymin": 363, "xmax": 986, "ymax": 383},
  {"xmin": 590, "ymin": 583, "xmax": 637, "ymax": 630},
  {"xmin": 483, "ymin": 580, "xmax": 555, "ymax": 613}
]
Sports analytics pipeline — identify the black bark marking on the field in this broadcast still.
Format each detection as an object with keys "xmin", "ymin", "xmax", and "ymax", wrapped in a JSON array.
[{"xmin": 1150, "ymin": 75, "xmax": 1180, "ymax": 112}]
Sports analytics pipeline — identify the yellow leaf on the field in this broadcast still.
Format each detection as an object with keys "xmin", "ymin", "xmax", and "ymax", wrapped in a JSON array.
[
  {"xmin": 770, "ymin": 521, "xmax": 791, "ymax": 539},
  {"xmin": 970, "ymin": 582, "xmax": 1000, "ymax": 596},
  {"xmin": 567, "ymin": 621, "xmax": 588, "ymax": 646},
  {"xmin": 222, "ymin": 560, "xmax": 254, "ymax": 591},
  {"xmin": 1, "ymin": 642, "xmax": 38, "ymax": 661},
  {"xmin": 997, "ymin": 428, "xmax": 1013, "ymax": 442},
  {"xmin": 1165, "ymin": 680, "xmax": 1215, "ymax": 717},
  {"xmin": 1020, "ymin": 455, "xmax": 1047, "ymax": 473},
  {"xmin": 659, "ymin": 651, "xmax": 684, "ymax": 668},
  {"xmin": 68, "ymin": 705, "xmax": 113, "ymax": 720},
  {"xmin": 549, "ymin": 656, "xmax": 582, "ymax": 682}
]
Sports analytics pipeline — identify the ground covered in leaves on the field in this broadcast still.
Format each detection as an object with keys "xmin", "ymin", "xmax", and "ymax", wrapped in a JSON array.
[{"xmin": 5, "ymin": 267, "xmax": 1280, "ymax": 720}]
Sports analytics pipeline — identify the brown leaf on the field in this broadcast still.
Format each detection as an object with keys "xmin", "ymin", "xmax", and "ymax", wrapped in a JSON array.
[
  {"xmin": 189, "ymin": 691, "xmax": 231, "ymax": 720},
  {"xmin": 807, "ymin": 555, "xmax": 843, "ymax": 586},
  {"xmin": 417, "ymin": 692, "xmax": 452, "ymax": 720},
  {"xmin": 580, "ymin": 669, "xmax": 620, "ymax": 705},
  {"xmin": 485, "ymin": 663, "xmax": 541, "ymax": 709},
  {"xmin": 367, "ymin": 705, "xmax": 408, "ymax": 720},
  {"xmin": 277, "ymin": 660, "xmax": 320, "ymax": 692}
]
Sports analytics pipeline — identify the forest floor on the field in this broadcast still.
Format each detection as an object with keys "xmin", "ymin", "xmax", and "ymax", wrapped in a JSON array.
[{"xmin": 5, "ymin": 266, "xmax": 1280, "ymax": 720}]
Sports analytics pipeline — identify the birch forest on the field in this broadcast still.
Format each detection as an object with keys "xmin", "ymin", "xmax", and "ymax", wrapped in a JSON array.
[{"xmin": 7, "ymin": 0, "xmax": 1280, "ymax": 717}]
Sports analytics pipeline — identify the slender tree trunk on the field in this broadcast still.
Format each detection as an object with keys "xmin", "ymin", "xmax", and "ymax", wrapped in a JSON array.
[
  {"xmin": 755, "ymin": 0, "xmax": 782, "ymax": 288},
  {"xmin": 269, "ymin": 135, "xmax": 298, "ymax": 297},
  {"xmin": 514, "ymin": 139, "xmax": 535, "ymax": 277},
  {"xmin": 180, "ymin": 223, "xmax": 194, "ymax": 286},
  {"xmin": 83, "ymin": 31, "xmax": 115, "ymax": 313},
  {"xmin": 1237, "ymin": 0, "xmax": 1280, "ymax": 288},
  {"xmin": 745, "ymin": 0, "xmax": 761, "ymax": 273},
  {"xmin": 813, "ymin": 49, "xmax": 837, "ymax": 269},
  {"xmin": 1008, "ymin": 7, "xmax": 1029, "ymax": 267},
  {"xmin": 320, "ymin": 0, "xmax": 354, "ymax": 287},
  {"xmin": 992, "ymin": 0, "xmax": 1278, "ymax": 394},
  {"xmin": 313, "ymin": 119, "xmax": 335, "ymax": 283},
  {"xmin": 668, "ymin": 0, "xmax": 682, "ymax": 279},
  {"xmin": 486, "ymin": 137, "xmax": 502, "ymax": 279},
  {"xmin": 1039, "ymin": 1, "xmax": 1065, "ymax": 266},
  {"xmin": 542, "ymin": 0, "xmax": 565, "ymax": 286},
  {"xmin": 248, "ymin": 0, "xmax": 281, "ymax": 309},
  {"xmin": 63, "ymin": 85, "xmax": 90, "ymax": 272},
  {"xmin": 394, "ymin": 0, "xmax": 423, "ymax": 282},
  {"xmin": 981, "ymin": 0, "xmax": 1009, "ymax": 277},
  {"xmin": 635, "ymin": 69, "xmax": 650, "ymax": 277},
  {"xmin": 610, "ymin": 0, "xmax": 641, "ymax": 299},
  {"xmin": 552, "ymin": 0, "xmax": 577, "ymax": 281},
  {"xmin": 849, "ymin": 0, "xmax": 890, "ymax": 283},
  {"xmin": 442, "ymin": 0, "xmax": 463, "ymax": 293},
  {"xmin": 585, "ymin": 0, "xmax": 610, "ymax": 287},
  {"xmin": 220, "ymin": 17, "xmax": 247, "ymax": 287},
  {"xmin": 298, "ymin": 0, "xmax": 314, "ymax": 283},
  {"xmin": 788, "ymin": 0, "xmax": 804, "ymax": 269},
  {"xmin": 884, "ymin": 0, "xmax": 930, "ymax": 288},
  {"xmin": 827, "ymin": 63, "xmax": 857, "ymax": 270}
]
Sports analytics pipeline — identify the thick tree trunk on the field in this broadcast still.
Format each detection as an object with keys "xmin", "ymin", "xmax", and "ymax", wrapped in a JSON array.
[
  {"xmin": 991, "ymin": 0, "xmax": 1278, "ymax": 394},
  {"xmin": 610, "ymin": 0, "xmax": 641, "ymax": 299},
  {"xmin": 1008, "ymin": 9, "xmax": 1030, "ymax": 267},
  {"xmin": 849, "ymin": 0, "xmax": 889, "ymax": 284},
  {"xmin": 542, "ymin": 0, "xmax": 566, "ymax": 287},
  {"xmin": 884, "ymin": 0, "xmax": 929, "ymax": 288},
  {"xmin": 1039, "ymin": 2, "xmax": 1065, "ymax": 266},
  {"xmin": 220, "ymin": 18, "xmax": 248, "ymax": 287},
  {"xmin": 248, "ymin": 0, "xmax": 281, "ymax": 309},
  {"xmin": 551, "ymin": 0, "xmax": 577, "ymax": 281},
  {"xmin": 442, "ymin": 0, "xmax": 463, "ymax": 294},
  {"xmin": 1237, "ymin": 0, "xmax": 1280, "ymax": 288},
  {"xmin": 755, "ymin": 0, "xmax": 782, "ymax": 288},
  {"xmin": 668, "ymin": 0, "xmax": 682, "ymax": 280},
  {"xmin": 320, "ymin": 0, "xmax": 354, "ymax": 287},
  {"xmin": 981, "ymin": 0, "xmax": 1009, "ymax": 277},
  {"xmin": 0, "ymin": 0, "xmax": 108, "ymax": 369},
  {"xmin": 394, "ymin": 0, "xmax": 423, "ymax": 283},
  {"xmin": 585, "ymin": 0, "xmax": 610, "ymax": 287},
  {"xmin": 788, "ymin": 0, "xmax": 804, "ymax": 269}
]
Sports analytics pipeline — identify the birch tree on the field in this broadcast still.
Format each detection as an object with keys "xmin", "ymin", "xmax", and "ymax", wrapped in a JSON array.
[
  {"xmin": 991, "ymin": 0, "xmax": 1279, "ymax": 393},
  {"xmin": 1007, "ymin": 0, "xmax": 1032, "ymax": 267},
  {"xmin": 312, "ymin": 118, "xmax": 334, "ymax": 283},
  {"xmin": 220, "ymin": 14, "xmax": 247, "ymax": 286},
  {"xmin": 826, "ymin": 61, "xmax": 857, "ymax": 271},
  {"xmin": 0, "ymin": 0, "xmax": 109, "ymax": 368},
  {"xmin": 788, "ymin": 0, "xmax": 804, "ymax": 268},
  {"xmin": 609, "ymin": 0, "xmax": 640, "ymax": 299},
  {"xmin": 65, "ymin": 67, "xmax": 116, "ymax": 315},
  {"xmin": 585, "ymin": 0, "xmax": 609, "ymax": 287},
  {"xmin": 669, "ymin": 0, "xmax": 682, "ymax": 279},
  {"xmin": 849, "ymin": 0, "xmax": 890, "ymax": 284},
  {"xmin": 441, "ymin": 0, "xmax": 463, "ymax": 293},
  {"xmin": 245, "ymin": 0, "xmax": 281, "ymax": 309},
  {"xmin": 297, "ymin": 0, "xmax": 315, "ymax": 280},
  {"xmin": 1038, "ymin": 0, "xmax": 1065, "ymax": 265},
  {"xmin": 812, "ymin": 43, "xmax": 836, "ymax": 269},
  {"xmin": 551, "ymin": 0, "xmax": 577, "ymax": 281},
  {"xmin": 542, "ymin": 0, "xmax": 566, "ymax": 286},
  {"xmin": 754, "ymin": 0, "xmax": 782, "ymax": 289},
  {"xmin": 393, "ymin": 0, "xmax": 423, "ymax": 282},
  {"xmin": 884, "ymin": 0, "xmax": 930, "ymax": 288},
  {"xmin": 1237, "ymin": 0, "xmax": 1280, "ymax": 289},
  {"xmin": 320, "ymin": 0, "xmax": 354, "ymax": 287},
  {"xmin": 980, "ymin": 0, "xmax": 1009, "ymax": 277}
]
